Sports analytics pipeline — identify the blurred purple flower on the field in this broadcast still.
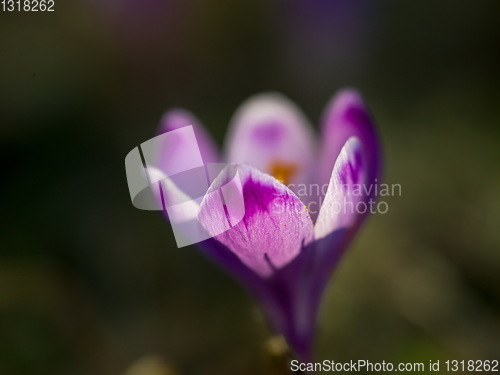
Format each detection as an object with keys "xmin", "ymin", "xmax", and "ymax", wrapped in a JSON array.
[{"xmin": 156, "ymin": 89, "xmax": 381, "ymax": 360}]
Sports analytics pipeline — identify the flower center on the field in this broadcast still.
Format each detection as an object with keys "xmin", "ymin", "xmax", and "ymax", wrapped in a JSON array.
[{"xmin": 268, "ymin": 161, "xmax": 298, "ymax": 185}]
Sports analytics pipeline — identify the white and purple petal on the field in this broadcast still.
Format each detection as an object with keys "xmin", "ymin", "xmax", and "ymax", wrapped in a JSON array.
[
  {"xmin": 158, "ymin": 108, "xmax": 219, "ymax": 166},
  {"xmin": 197, "ymin": 164, "xmax": 318, "ymax": 360},
  {"xmin": 315, "ymin": 137, "xmax": 367, "ymax": 240},
  {"xmin": 300, "ymin": 136, "xmax": 379, "ymax": 348},
  {"xmin": 224, "ymin": 94, "xmax": 316, "ymax": 187},
  {"xmin": 316, "ymin": 89, "xmax": 381, "ymax": 200},
  {"xmin": 198, "ymin": 164, "xmax": 314, "ymax": 278}
]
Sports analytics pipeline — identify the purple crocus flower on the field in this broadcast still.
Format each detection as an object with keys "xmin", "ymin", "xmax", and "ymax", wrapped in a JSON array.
[{"xmin": 155, "ymin": 89, "xmax": 381, "ymax": 360}]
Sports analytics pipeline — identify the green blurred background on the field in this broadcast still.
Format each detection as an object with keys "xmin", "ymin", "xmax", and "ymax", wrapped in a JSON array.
[{"xmin": 1, "ymin": 1, "xmax": 499, "ymax": 374}]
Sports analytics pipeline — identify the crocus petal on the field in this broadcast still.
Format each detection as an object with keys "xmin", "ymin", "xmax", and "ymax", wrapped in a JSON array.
[
  {"xmin": 316, "ymin": 89, "xmax": 381, "ymax": 201},
  {"xmin": 198, "ymin": 164, "xmax": 314, "ymax": 278},
  {"xmin": 145, "ymin": 166, "xmax": 200, "ymax": 220},
  {"xmin": 146, "ymin": 166, "xmax": 218, "ymax": 247},
  {"xmin": 294, "ymin": 139, "xmax": 374, "ymax": 358},
  {"xmin": 303, "ymin": 137, "xmax": 377, "ymax": 342},
  {"xmin": 196, "ymin": 164, "xmax": 318, "ymax": 360},
  {"xmin": 315, "ymin": 137, "xmax": 367, "ymax": 240},
  {"xmin": 312, "ymin": 91, "xmax": 381, "ymax": 289},
  {"xmin": 224, "ymin": 94, "xmax": 316, "ymax": 187},
  {"xmin": 158, "ymin": 108, "xmax": 219, "ymax": 165},
  {"xmin": 312, "ymin": 135, "xmax": 375, "ymax": 287},
  {"xmin": 152, "ymin": 110, "xmax": 218, "ymax": 201}
]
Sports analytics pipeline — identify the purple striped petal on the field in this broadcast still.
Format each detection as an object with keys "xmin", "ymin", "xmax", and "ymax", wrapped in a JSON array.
[
  {"xmin": 303, "ymin": 137, "xmax": 380, "ymax": 347},
  {"xmin": 316, "ymin": 89, "xmax": 381, "ymax": 200},
  {"xmin": 196, "ymin": 164, "xmax": 318, "ymax": 360},
  {"xmin": 198, "ymin": 164, "xmax": 314, "ymax": 277},
  {"xmin": 313, "ymin": 90, "xmax": 381, "ymax": 270},
  {"xmin": 224, "ymin": 94, "xmax": 316, "ymax": 187},
  {"xmin": 315, "ymin": 137, "xmax": 367, "ymax": 240},
  {"xmin": 153, "ymin": 109, "xmax": 219, "ymax": 202}
]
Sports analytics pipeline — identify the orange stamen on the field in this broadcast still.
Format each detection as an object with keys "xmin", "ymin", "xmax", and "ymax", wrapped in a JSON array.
[{"xmin": 268, "ymin": 161, "xmax": 298, "ymax": 185}]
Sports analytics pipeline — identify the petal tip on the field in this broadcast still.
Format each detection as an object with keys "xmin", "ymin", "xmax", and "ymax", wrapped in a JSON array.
[
  {"xmin": 329, "ymin": 88, "xmax": 366, "ymax": 113},
  {"xmin": 158, "ymin": 108, "xmax": 197, "ymax": 134}
]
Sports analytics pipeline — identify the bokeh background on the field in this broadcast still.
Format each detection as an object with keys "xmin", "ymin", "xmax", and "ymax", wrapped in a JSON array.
[{"xmin": 1, "ymin": 1, "xmax": 499, "ymax": 374}]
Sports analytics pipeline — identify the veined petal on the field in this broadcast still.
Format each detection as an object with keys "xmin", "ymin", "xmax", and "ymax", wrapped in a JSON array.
[
  {"xmin": 158, "ymin": 108, "xmax": 219, "ymax": 165},
  {"xmin": 224, "ymin": 94, "xmax": 316, "ymax": 187},
  {"xmin": 152, "ymin": 109, "xmax": 219, "ymax": 200},
  {"xmin": 198, "ymin": 164, "xmax": 314, "ymax": 277},
  {"xmin": 315, "ymin": 137, "xmax": 367, "ymax": 240},
  {"xmin": 308, "ymin": 137, "xmax": 374, "ymax": 323},
  {"xmin": 316, "ymin": 89, "xmax": 381, "ymax": 200},
  {"xmin": 146, "ymin": 166, "xmax": 215, "ymax": 248},
  {"xmin": 145, "ymin": 166, "xmax": 199, "ymax": 221}
]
